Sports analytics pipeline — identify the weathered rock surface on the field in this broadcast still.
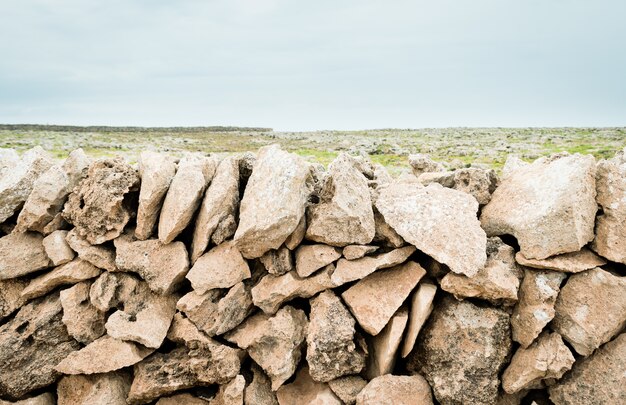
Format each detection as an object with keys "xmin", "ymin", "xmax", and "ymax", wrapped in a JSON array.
[
  {"xmin": 419, "ymin": 167, "xmax": 499, "ymax": 205},
  {"xmin": 210, "ymin": 374, "xmax": 245, "ymax": 405},
  {"xmin": 0, "ymin": 232, "xmax": 49, "ymax": 280},
  {"xmin": 515, "ymin": 248, "xmax": 607, "ymax": 273},
  {"xmin": 0, "ymin": 148, "xmax": 20, "ymax": 178},
  {"xmin": 225, "ymin": 306, "xmax": 307, "ymax": 390},
  {"xmin": 372, "ymin": 209, "xmax": 405, "ymax": 248},
  {"xmin": 261, "ymin": 246, "xmax": 294, "ymax": 276},
  {"xmin": 244, "ymin": 363, "xmax": 278, "ymax": 405},
  {"xmin": 549, "ymin": 333, "xmax": 626, "ymax": 405},
  {"xmin": 284, "ymin": 215, "xmax": 306, "ymax": 250},
  {"xmin": 156, "ymin": 394, "xmax": 209, "ymax": 405},
  {"xmin": 376, "ymin": 180, "xmax": 486, "ymax": 277},
  {"xmin": 88, "ymin": 272, "xmax": 141, "ymax": 311},
  {"xmin": 366, "ymin": 306, "xmax": 408, "ymax": 379},
  {"xmin": 342, "ymin": 261, "xmax": 425, "ymax": 335},
  {"xmin": 42, "ymin": 230, "xmax": 75, "ymax": 266},
  {"xmin": 356, "ymin": 374, "xmax": 433, "ymax": 405},
  {"xmin": 20, "ymin": 259, "xmax": 101, "ymax": 301},
  {"xmin": 401, "ymin": 281, "xmax": 437, "ymax": 358},
  {"xmin": 502, "ymin": 332, "xmax": 574, "ymax": 394},
  {"xmin": 332, "ymin": 246, "xmax": 416, "ymax": 285},
  {"xmin": 306, "ymin": 154, "xmax": 375, "ymax": 246},
  {"xmin": 186, "ymin": 241, "xmax": 250, "ymax": 294},
  {"xmin": 306, "ymin": 290, "xmax": 365, "ymax": 382},
  {"xmin": 481, "ymin": 153, "xmax": 597, "ymax": 259},
  {"xmin": 408, "ymin": 153, "xmax": 444, "ymax": 177},
  {"xmin": 276, "ymin": 367, "xmax": 341, "ymax": 405},
  {"xmin": 135, "ymin": 151, "xmax": 177, "ymax": 240},
  {"xmin": 408, "ymin": 296, "xmax": 511, "ymax": 405},
  {"xmin": 57, "ymin": 372, "xmax": 131, "ymax": 405},
  {"xmin": 0, "ymin": 393, "xmax": 55, "ymax": 405},
  {"xmin": 158, "ymin": 153, "xmax": 216, "ymax": 244},
  {"xmin": 328, "ymin": 376, "xmax": 367, "ymax": 405},
  {"xmin": 63, "ymin": 158, "xmax": 139, "ymax": 244},
  {"xmin": 114, "ymin": 234, "xmax": 189, "ymax": 294},
  {"xmin": 512, "ymin": 269, "xmax": 566, "ymax": 348},
  {"xmin": 60, "ymin": 281, "xmax": 106, "ymax": 344},
  {"xmin": 65, "ymin": 228, "xmax": 116, "ymax": 271},
  {"xmin": 235, "ymin": 145, "xmax": 312, "ymax": 259},
  {"xmin": 295, "ymin": 244, "xmax": 341, "ymax": 277},
  {"xmin": 552, "ymin": 267, "xmax": 626, "ymax": 356},
  {"xmin": 0, "ymin": 146, "xmax": 53, "ymax": 223},
  {"xmin": 342, "ymin": 245, "xmax": 378, "ymax": 260},
  {"xmin": 0, "ymin": 293, "xmax": 80, "ymax": 399},
  {"xmin": 0, "ymin": 278, "xmax": 28, "ymax": 320}
]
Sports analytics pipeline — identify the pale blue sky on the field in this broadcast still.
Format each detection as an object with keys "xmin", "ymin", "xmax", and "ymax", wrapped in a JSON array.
[{"xmin": 1, "ymin": 0, "xmax": 624, "ymax": 130}]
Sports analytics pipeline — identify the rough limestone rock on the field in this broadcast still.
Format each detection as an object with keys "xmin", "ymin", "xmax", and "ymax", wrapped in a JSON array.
[
  {"xmin": 481, "ymin": 153, "xmax": 597, "ymax": 259},
  {"xmin": 372, "ymin": 210, "xmax": 405, "ymax": 248},
  {"xmin": 401, "ymin": 281, "xmax": 437, "ymax": 358},
  {"xmin": 88, "ymin": 272, "xmax": 141, "ymax": 312},
  {"xmin": 225, "ymin": 306, "xmax": 308, "ymax": 390},
  {"xmin": 0, "ymin": 393, "xmax": 55, "ymax": 405},
  {"xmin": 0, "ymin": 148, "xmax": 20, "ymax": 177},
  {"xmin": 502, "ymin": 332, "xmax": 575, "ymax": 394},
  {"xmin": 156, "ymin": 394, "xmax": 210, "ymax": 405},
  {"xmin": 0, "ymin": 232, "xmax": 50, "ymax": 280},
  {"xmin": 0, "ymin": 146, "xmax": 53, "ymax": 223},
  {"xmin": 42, "ymin": 230, "xmax": 75, "ymax": 266},
  {"xmin": 328, "ymin": 376, "xmax": 367, "ymax": 405},
  {"xmin": 0, "ymin": 293, "xmax": 80, "ymax": 399},
  {"xmin": 0, "ymin": 278, "xmax": 28, "ymax": 320},
  {"xmin": 158, "ymin": 153, "xmax": 216, "ymax": 244},
  {"xmin": 114, "ymin": 234, "xmax": 189, "ymax": 294},
  {"xmin": 376, "ymin": 180, "xmax": 486, "ymax": 277},
  {"xmin": 60, "ymin": 281, "xmax": 106, "ymax": 344},
  {"xmin": 251, "ymin": 264, "xmax": 336, "ymax": 315},
  {"xmin": 515, "ymin": 248, "xmax": 606, "ymax": 273},
  {"xmin": 260, "ymin": 246, "xmax": 294, "ymax": 276},
  {"xmin": 332, "ymin": 246, "xmax": 416, "ymax": 285},
  {"xmin": 593, "ymin": 148, "xmax": 626, "ymax": 263},
  {"xmin": 210, "ymin": 375, "xmax": 245, "ymax": 405},
  {"xmin": 244, "ymin": 363, "xmax": 278, "ymax": 405},
  {"xmin": 356, "ymin": 374, "xmax": 433, "ymax": 405},
  {"xmin": 366, "ymin": 306, "xmax": 408, "ymax": 379},
  {"xmin": 552, "ymin": 268, "xmax": 626, "ymax": 356},
  {"xmin": 186, "ymin": 241, "xmax": 250, "ymax": 294},
  {"xmin": 418, "ymin": 167, "xmax": 499, "ymax": 205},
  {"xmin": 63, "ymin": 158, "xmax": 139, "ymax": 244},
  {"xmin": 20, "ymin": 259, "xmax": 101, "ymax": 301},
  {"xmin": 408, "ymin": 296, "xmax": 511, "ymax": 405},
  {"xmin": 306, "ymin": 290, "xmax": 365, "ymax": 382},
  {"xmin": 284, "ymin": 215, "xmax": 306, "ymax": 250},
  {"xmin": 16, "ymin": 149, "xmax": 90, "ymax": 233},
  {"xmin": 276, "ymin": 367, "xmax": 341, "ymax": 405},
  {"xmin": 549, "ymin": 333, "xmax": 626, "ymax": 405},
  {"xmin": 191, "ymin": 155, "xmax": 241, "ymax": 262},
  {"xmin": 57, "ymin": 372, "xmax": 131, "ymax": 405},
  {"xmin": 342, "ymin": 245, "xmax": 378, "ymax": 260},
  {"xmin": 408, "ymin": 153, "xmax": 444, "ymax": 177},
  {"xmin": 306, "ymin": 154, "xmax": 375, "ymax": 246},
  {"xmin": 512, "ymin": 269, "xmax": 566, "ymax": 348},
  {"xmin": 235, "ymin": 145, "xmax": 312, "ymax": 259},
  {"xmin": 55, "ymin": 335, "xmax": 154, "ymax": 374},
  {"xmin": 65, "ymin": 228, "xmax": 116, "ymax": 271},
  {"xmin": 440, "ymin": 237, "xmax": 522, "ymax": 305},
  {"xmin": 342, "ymin": 261, "xmax": 425, "ymax": 335},
  {"xmin": 41, "ymin": 211, "xmax": 68, "ymax": 235},
  {"xmin": 295, "ymin": 244, "xmax": 341, "ymax": 277},
  {"xmin": 135, "ymin": 151, "xmax": 177, "ymax": 240}
]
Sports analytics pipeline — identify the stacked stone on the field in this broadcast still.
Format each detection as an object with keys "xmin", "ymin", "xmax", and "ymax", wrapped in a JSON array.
[{"xmin": 0, "ymin": 144, "xmax": 624, "ymax": 405}]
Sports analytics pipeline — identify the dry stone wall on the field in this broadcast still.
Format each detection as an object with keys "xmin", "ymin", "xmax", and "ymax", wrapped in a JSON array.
[{"xmin": 0, "ymin": 145, "xmax": 625, "ymax": 405}]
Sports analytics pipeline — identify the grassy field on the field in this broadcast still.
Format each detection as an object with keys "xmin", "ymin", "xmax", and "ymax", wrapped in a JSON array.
[{"xmin": 1, "ymin": 126, "xmax": 624, "ymax": 173}]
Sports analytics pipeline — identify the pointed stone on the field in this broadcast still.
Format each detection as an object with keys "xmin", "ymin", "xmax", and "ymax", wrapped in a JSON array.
[
  {"xmin": 210, "ymin": 375, "xmax": 245, "ymax": 405},
  {"xmin": 66, "ymin": 228, "xmax": 116, "ymax": 271},
  {"xmin": 356, "ymin": 374, "xmax": 433, "ymax": 405},
  {"xmin": 366, "ymin": 306, "xmax": 409, "ymax": 379},
  {"xmin": 0, "ymin": 278, "xmax": 28, "ymax": 320},
  {"xmin": 42, "ymin": 230, "xmax": 75, "ymax": 266},
  {"xmin": 60, "ymin": 281, "xmax": 106, "ymax": 344},
  {"xmin": 515, "ymin": 248, "xmax": 606, "ymax": 273},
  {"xmin": 331, "ymin": 246, "xmax": 416, "ymax": 285},
  {"xmin": 328, "ymin": 376, "xmax": 367, "ymax": 405},
  {"xmin": 186, "ymin": 241, "xmax": 250, "ymax": 294},
  {"xmin": 89, "ymin": 272, "xmax": 141, "ymax": 311},
  {"xmin": 244, "ymin": 363, "xmax": 278, "ymax": 405},
  {"xmin": 261, "ymin": 246, "xmax": 294, "ymax": 276},
  {"xmin": 401, "ymin": 282, "xmax": 437, "ymax": 358},
  {"xmin": 276, "ymin": 367, "xmax": 341, "ymax": 405},
  {"xmin": 0, "ymin": 232, "xmax": 49, "ymax": 280},
  {"xmin": 342, "ymin": 245, "xmax": 378, "ymax": 260},
  {"xmin": 295, "ymin": 244, "xmax": 341, "ymax": 277},
  {"xmin": 284, "ymin": 215, "xmax": 306, "ymax": 250},
  {"xmin": 57, "ymin": 372, "xmax": 131, "ymax": 405},
  {"xmin": 21, "ymin": 259, "xmax": 101, "ymax": 301}
]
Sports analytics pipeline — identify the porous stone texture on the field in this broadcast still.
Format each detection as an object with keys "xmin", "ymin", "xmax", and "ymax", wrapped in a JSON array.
[
  {"xmin": 372, "ymin": 209, "xmax": 405, "ymax": 248},
  {"xmin": 260, "ymin": 246, "xmax": 294, "ymax": 276},
  {"xmin": 21, "ymin": 259, "xmax": 101, "ymax": 301},
  {"xmin": 276, "ymin": 367, "xmax": 341, "ymax": 405},
  {"xmin": 42, "ymin": 230, "xmax": 75, "ymax": 266},
  {"xmin": 356, "ymin": 374, "xmax": 433, "ymax": 405},
  {"xmin": 342, "ymin": 245, "xmax": 378, "ymax": 260},
  {"xmin": 63, "ymin": 158, "xmax": 139, "ymax": 244},
  {"xmin": 408, "ymin": 153, "xmax": 444, "ymax": 177},
  {"xmin": 328, "ymin": 376, "xmax": 367, "ymax": 405},
  {"xmin": 419, "ymin": 167, "xmax": 499, "ymax": 205},
  {"xmin": 0, "ymin": 232, "xmax": 50, "ymax": 280},
  {"xmin": 244, "ymin": 363, "xmax": 278, "ymax": 405},
  {"xmin": 408, "ymin": 296, "xmax": 511, "ymax": 405},
  {"xmin": 376, "ymin": 180, "xmax": 486, "ymax": 277},
  {"xmin": 295, "ymin": 244, "xmax": 341, "ymax": 277},
  {"xmin": 515, "ymin": 248, "xmax": 607, "ymax": 273},
  {"xmin": 481, "ymin": 153, "xmax": 597, "ymax": 259},
  {"xmin": 60, "ymin": 281, "xmax": 106, "ymax": 344},
  {"xmin": 186, "ymin": 241, "xmax": 250, "ymax": 294},
  {"xmin": 0, "ymin": 278, "xmax": 28, "ymax": 320},
  {"xmin": 89, "ymin": 272, "xmax": 142, "ymax": 312},
  {"xmin": 65, "ymin": 228, "xmax": 116, "ymax": 271},
  {"xmin": 401, "ymin": 281, "xmax": 437, "ymax": 358},
  {"xmin": 331, "ymin": 246, "xmax": 416, "ymax": 285},
  {"xmin": 551, "ymin": 267, "xmax": 626, "ymax": 356},
  {"xmin": 284, "ymin": 215, "xmax": 306, "ymax": 250},
  {"xmin": 365, "ymin": 306, "xmax": 408, "ymax": 379},
  {"xmin": 57, "ymin": 372, "xmax": 132, "ymax": 405}
]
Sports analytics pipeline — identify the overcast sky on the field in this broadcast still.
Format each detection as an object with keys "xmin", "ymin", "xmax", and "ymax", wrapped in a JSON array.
[{"xmin": 1, "ymin": 0, "xmax": 624, "ymax": 131}]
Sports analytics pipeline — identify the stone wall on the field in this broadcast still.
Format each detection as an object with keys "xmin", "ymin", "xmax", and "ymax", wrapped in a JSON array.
[{"xmin": 0, "ymin": 145, "xmax": 624, "ymax": 405}]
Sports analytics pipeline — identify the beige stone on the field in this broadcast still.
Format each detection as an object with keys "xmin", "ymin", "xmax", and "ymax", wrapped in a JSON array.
[
  {"xmin": 418, "ymin": 167, "xmax": 499, "ymax": 205},
  {"xmin": 408, "ymin": 153, "xmax": 444, "ymax": 177},
  {"xmin": 42, "ymin": 230, "xmax": 75, "ymax": 265},
  {"xmin": 0, "ymin": 393, "xmax": 55, "ymax": 405},
  {"xmin": 57, "ymin": 372, "xmax": 131, "ymax": 405},
  {"xmin": 89, "ymin": 272, "xmax": 141, "ymax": 311},
  {"xmin": 60, "ymin": 281, "xmax": 106, "ymax": 344},
  {"xmin": 0, "ymin": 148, "xmax": 19, "ymax": 177},
  {"xmin": 356, "ymin": 374, "xmax": 433, "ymax": 405},
  {"xmin": 366, "ymin": 306, "xmax": 408, "ymax": 379},
  {"xmin": 156, "ymin": 393, "xmax": 210, "ymax": 405},
  {"xmin": 295, "ymin": 244, "xmax": 341, "ymax": 277},
  {"xmin": 372, "ymin": 209, "xmax": 405, "ymax": 248},
  {"xmin": 66, "ymin": 228, "xmax": 116, "ymax": 271},
  {"xmin": 260, "ymin": 246, "xmax": 294, "ymax": 276},
  {"xmin": 342, "ymin": 245, "xmax": 378, "ymax": 260},
  {"xmin": 401, "ymin": 281, "xmax": 437, "ymax": 358},
  {"xmin": 0, "ymin": 278, "xmax": 28, "ymax": 320},
  {"xmin": 284, "ymin": 215, "xmax": 306, "ymax": 250},
  {"xmin": 515, "ymin": 248, "xmax": 606, "ymax": 273},
  {"xmin": 186, "ymin": 241, "xmax": 251, "ymax": 293},
  {"xmin": 210, "ymin": 375, "xmax": 245, "ymax": 405},
  {"xmin": 331, "ymin": 246, "xmax": 416, "ymax": 285},
  {"xmin": 328, "ymin": 376, "xmax": 367, "ymax": 405},
  {"xmin": 41, "ymin": 211, "xmax": 69, "ymax": 235},
  {"xmin": 21, "ymin": 259, "xmax": 101, "ymax": 301},
  {"xmin": 276, "ymin": 367, "xmax": 341, "ymax": 405},
  {"xmin": 244, "ymin": 363, "xmax": 278, "ymax": 405},
  {"xmin": 0, "ymin": 232, "xmax": 50, "ymax": 280}
]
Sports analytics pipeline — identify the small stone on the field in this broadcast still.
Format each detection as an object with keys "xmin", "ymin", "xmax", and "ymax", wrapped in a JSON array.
[
  {"xmin": 284, "ymin": 215, "xmax": 306, "ymax": 250},
  {"xmin": 57, "ymin": 372, "xmax": 131, "ymax": 405},
  {"xmin": 295, "ymin": 244, "xmax": 341, "ymax": 277},
  {"xmin": 66, "ymin": 228, "xmax": 116, "ymax": 271},
  {"xmin": 42, "ymin": 230, "xmax": 75, "ymax": 266},
  {"xmin": 502, "ymin": 332, "xmax": 575, "ymax": 394},
  {"xmin": 0, "ymin": 232, "xmax": 50, "ymax": 280},
  {"xmin": 114, "ymin": 234, "xmax": 189, "ymax": 294},
  {"xmin": 276, "ymin": 367, "xmax": 341, "ymax": 405},
  {"xmin": 89, "ymin": 272, "xmax": 141, "ymax": 311},
  {"xmin": 55, "ymin": 335, "xmax": 154, "ymax": 374},
  {"xmin": 548, "ymin": 333, "xmax": 626, "ymax": 405},
  {"xmin": 20, "ymin": 259, "xmax": 101, "ymax": 301},
  {"xmin": 515, "ymin": 248, "xmax": 607, "ymax": 273},
  {"xmin": 328, "ymin": 376, "xmax": 367, "ymax": 405},
  {"xmin": 452, "ymin": 167, "xmax": 499, "ymax": 205},
  {"xmin": 158, "ymin": 153, "xmax": 216, "ymax": 244},
  {"xmin": 481, "ymin": 153, "xmax": 597, "ymax": 260},
  {"xmin": 156, "ymin": 394, "xmax": 210, "ymax": 405},
  {"xmin": 0, "ymin": 392, "xmax": 55, "ymax": 405},
  {"xmin": 376, "ymin": 180, "xmax": 486, "ymax": 277},
  {"xmin": 210, "ymin": 375, "xmax": 245, "ymax": 405},
  {"xmin": 342, "ymin": 261, "xmax": 425, "ymax": 336},
  {"xmin": 244, "ymin": 363, "xmax": 278, "ymax": 405},
  {"xmin": 63, "ymin": 158, "xmax": 139, "ymax": 244},
  {"xmin": 408, "ymin": 153, "xmax": 444, "ymax": 177},
  {"xmin": 408, "ymin": 296, "xmax": 511, "ymax": 405},
  {"xmin": 225, "ymin": 306, "xmax": 308, "ymax": 390},
  {"xmin": 331, "ymin": 246, "xmax": 416, "ymax": 285},
  {"xmin": 306, "ymin": 154, "xmax": 375, "ymax": 246},
  {"xmin": 372, "ymin": 210, "xmax": 405, "ymax": 248},
  {"xmin": 41, "ymin": 211, "xmax": 69, "ymax": 235},
  {"xmin": 0, "ymin": 278, "xmax": 28, "ymax": 320},
  {"xmin": 306, "ymin": 290, "xmax": 365, "ymax": 382},
  {"xmin": 401, "ymin": 281, "xmax": 437, "ymax": 358},
  {"xmin": 342, "ymin": 245, "xmax": 378, "ymax": 260},
  {"xmin": 366, "ymin": 306, "xmax": 408, "ymax": 379},
  {"xmin": 186, "ymin": 241, "xmax": 251, "ymax": 294},
  {"xmin": 135, "ymin": 151, "xmax": 177, "ymax": 240},
  {"xmin": 551, "ymin": 267, "xmax": 626, "ymax": 356},
  {"xmin": 235, "ymin": 145, "xmax": 312, "ymax": 259},
  {"xmin": 512, "ymin": 269, "xmax": 567, "ymax": 348},
  {"xmin": 356, "ymin": 374, "xmax": 433, "ymax": 405},
  {"xmin": 60, "ymin": 281, "xmax": 106, "ymax": 344},
  {"xmin": 260, "ymin": 246, "xmax": 294, "ymax": 276}
]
